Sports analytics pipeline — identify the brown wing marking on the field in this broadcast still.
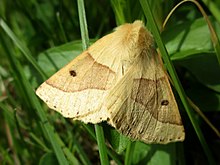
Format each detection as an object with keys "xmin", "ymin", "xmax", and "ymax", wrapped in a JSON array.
[
  {"xmin": 45, "ymin": 51, "xmax": 116, "ymax": 92},
  {"xmin": 108, "ymin": 78, "xmax": 184, "ymax": 144},
  {"xmin": 36, "ymin": 51, "xmax": 116, "ymax": 121}
]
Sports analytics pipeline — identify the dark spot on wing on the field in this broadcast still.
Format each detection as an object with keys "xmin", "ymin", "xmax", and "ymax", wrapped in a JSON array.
[
  {"xmin": 69, "ymin": 70, "xmax": 77, "ymax": 77},
  {"xmin": 161, "ymin": 100, "xmax": 169, "ymax": 106}
]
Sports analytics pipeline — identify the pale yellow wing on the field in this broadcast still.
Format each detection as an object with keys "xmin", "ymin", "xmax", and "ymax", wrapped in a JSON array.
[
  {"xmin": 36, "ymin": 50, "xmax": 115, "ymax": 123},
  {"xmin": 36, "ymin": 20, "xmax": 185, "ymax": 144},
  {"xmin": 36, "ymin": 22, "xmax": 140, "ymax": 123},
  {"xmin": 36, "ymin": 20, "xmax": 151, "ymax": 124},
  {"xmin": 105, "ymin": 50, "xmax": 185, "ymax": 144}
]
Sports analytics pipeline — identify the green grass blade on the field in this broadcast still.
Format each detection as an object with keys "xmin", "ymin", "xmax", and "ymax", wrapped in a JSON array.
[
  {"xmin": 139, "ymin": 0, "xmax": 216, "ymax": 164},
  {"xmin": 1, "ymin": 31, "xmax": 69, "ymax": 165},
  {"xmin": 77, "ymin": 0, "xmax": 109, "ymax": 164},
  {"xmin": 83, "ymin": 125, "xmax": 123, "ymax": 165},
  {"xmin": 0, "ymin": 102, "xmax": 21, "ymax": 164},
  {"xmin": 125, "ymin": 142, "xmax": 135, "ymax": 165},
  {"xmin": 74, "ymin": 140, "xmax": 92, "ymax": 165},
  {"xmin": 110, "ymin": 0, "xmax": 127, "ymax": 24},
  {"xmin": 77, "ymin": 0, "xmax": 90, "ymax": 49},
  {"xmin": 197, "ymin": 1, "xmax": 220, "ymax": 66},
  {"xmin": 56, "ymin": 12, "xmax": 68, "ymax": 43},
  {"xmin": 202, "ymin": 0, "xmax": 220, "ymax": 23},
  {"xmin": 29, "ymin": 132, "xmax": 51, "ymax": 152},
  {"xmin": 54, "ymin": 134, "xmax": 80, "ymax": 165},
  {"xmin": 95, "ymin": 125, "xmax": 110, "ymax": 165},
  {"xmin": 0, "ymin": 18, "xmax": 47, "ymax": 80}
]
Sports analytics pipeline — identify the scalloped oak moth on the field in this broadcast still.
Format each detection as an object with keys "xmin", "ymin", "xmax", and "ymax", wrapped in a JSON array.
[{"xmin": 36, "ymin": 20, "xmax": 185, "ymax": 144}]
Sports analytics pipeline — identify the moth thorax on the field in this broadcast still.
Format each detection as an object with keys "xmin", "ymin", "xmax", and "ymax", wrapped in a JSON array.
[
  {"xmin": 126, "ymin": 30, "xmax": 154, "ymax": 60},
  {"xmin": 138, "ymin": 27, "xmax": 154, "ymax": 51}
]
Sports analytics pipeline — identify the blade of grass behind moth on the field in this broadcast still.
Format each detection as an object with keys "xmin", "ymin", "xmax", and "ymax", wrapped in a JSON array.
[
  {"xmin": 73, "ymin": 139, "xmax": 92, "ymax": 165},
  {"xmin": 95, "ymin": 125, "xmax": 110, "ymax": 165},
  {"xmin": 194, "ymin": 0, "xmax": 220, "ymax": 66},
  {"xmin": 201, "ymin": 0, "xmax": 220, "ymax": 24},
  {"xmin": 77, "ymin": 0, "xmax": 109, "ymax": 164},
  {"xmin": 1, "ymin": 33, "xmax": 69, "ymax": 165},
  {"xmin": 110, "ymin": 0, "xmax": 127, "ymax": 25},
  {"xmin": 0, "ymin": 103, "xmax": 21, "ymax": 164},
  {"xmin": 56, "ymin": 12, "xmax": 68, "ymax": 43},
  {"xmin": 54, "ymin": 133, "xmax": 81, "ymax": 165},
  {"xmin": 0, "ymin": 19, "xmax": 47, "ymax": 80},
  {"xmin": 125, "ymin": 141, "xmax": 135, "ymax": 165},
  {"xmin": 77, "ymin": 0, "xmax": 89, "ymax": 49},
  {"xmin": 0, "ymin": 82, "xmax": 39, "ymax": 160},
  {"xmin": 139, "ymin": 0, "xmax": 216, "ymax": 165},
  {"xmin": 0, "ymin": 145, "xmax": 13, "ymax": 164},
  {"xmin": 187, "ymin": 98, "xmax": 220, "ymax": 138},
  {"xmin": 29, "ymin": 133, "xmax": 51, "ymax": 152},
  {"xmin": 83, "ymin": 125, "xmax": 123, "ymax": 165}
]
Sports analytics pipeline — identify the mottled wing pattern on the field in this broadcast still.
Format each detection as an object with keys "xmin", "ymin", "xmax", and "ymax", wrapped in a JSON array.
[{"xmin": 106, "ymin": 50, "xmax": 185, "ymax": 144}]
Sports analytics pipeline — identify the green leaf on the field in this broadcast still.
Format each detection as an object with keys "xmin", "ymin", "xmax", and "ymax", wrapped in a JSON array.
[
  {"xmin": 39, "ymin": 152, "xmax": 59, "ymax": 165},
  {"xmin": 163, "ymin": 17, "xmax": 220, "ymax": 60},
  {"xmin": 176, "ymin": 53, "xmax": 220, "ymax": 92},
  {"xmin": 186, "ymin": 83, "xmax": 220, "ymax": 112},
  {"xmin": 131, "ymin": 142, "xmax": 184, "ymax": 165},
  {"xmin": 37, "ymin": 40, "xmax": 83, "ymax": 76},
  {"xmin": 104, "ymin": 125, "xmax": 129, "ymax": 154},
  {"xmin": 33, "ymin": 39, "xmax": 95, "ymax": 76}
]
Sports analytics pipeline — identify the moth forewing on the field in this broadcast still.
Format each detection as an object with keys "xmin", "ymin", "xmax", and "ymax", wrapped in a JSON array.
[{"xmin": 36, "ymin": 20, "xmax": 185, "ymax": 144}]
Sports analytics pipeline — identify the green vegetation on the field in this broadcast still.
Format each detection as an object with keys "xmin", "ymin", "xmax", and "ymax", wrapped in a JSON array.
[{"xmin": 0, "ymin": 0, "xmax": 220, "ymax": 164}]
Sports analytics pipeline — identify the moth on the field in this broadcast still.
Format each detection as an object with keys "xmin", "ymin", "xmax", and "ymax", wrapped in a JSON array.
[{"xmin": 36, "ymin": 20, "xmax": 185, "ymax": 144}]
